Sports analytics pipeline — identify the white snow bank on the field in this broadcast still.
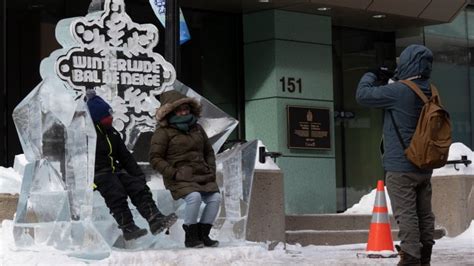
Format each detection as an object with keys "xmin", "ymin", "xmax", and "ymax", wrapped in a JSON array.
[
  {"xmin": 0, "ymin": 167, "xmax": 21, "ymax": 195},
  {"xmin": 1, "ymin": 218, "xmax": 473, "ymax": 265},
  {"xmin": 0, "ymin": 154, "xmax": 29, "ymax": 195},
  {"xmin": 433, "ymin": 220, "xmax": 474, "ymax": 255},
  {"xmin": 450, "ymin": 220, "xmax": 474, "ymax": 241},
  {"xmin": 343, "ymin": 187, "xmax": 393, "ymax": 215},
  {"xmin": 433, "ymin": 142, "xmax": 474, "ymax": 176},
  {"xmin": 0, "ymin": 218, "xmax": 275, "ymax": 265}
]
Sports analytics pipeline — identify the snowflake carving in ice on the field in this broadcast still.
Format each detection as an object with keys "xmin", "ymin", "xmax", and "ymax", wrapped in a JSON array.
[
  {"xmin": 54, "ymin": 0, "xmax": 176, "ymax": 156},
  {"xmin": 73, "ymin": 0, "xmax": 158, "ymax": 56}
]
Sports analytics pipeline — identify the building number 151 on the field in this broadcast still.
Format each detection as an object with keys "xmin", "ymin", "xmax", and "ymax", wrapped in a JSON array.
[{"xmin": 280, "ymin": 77, "xmax": 302, "ymax": 93}]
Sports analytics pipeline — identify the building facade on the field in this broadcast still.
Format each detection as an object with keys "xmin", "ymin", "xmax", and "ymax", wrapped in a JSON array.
[{"xmin": 1, "ymin": 0, "xmax": 473, "ymax": 213}]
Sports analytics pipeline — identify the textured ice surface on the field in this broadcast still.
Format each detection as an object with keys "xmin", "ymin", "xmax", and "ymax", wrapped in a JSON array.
[
  {"xmin": 12, "ymin": 83, "xmax": 109, "ymax": 259},
  {"xmin": 213, "ymin": 140, "xmax": 258, "ymax": 242},
  {"xmin": 89, "ymin": 140, "xmax": 260, "ymax": 250},
  {"xmin": 168, "ymin": 80, "xmax": 239, "ymax": 153},
  {"xmin": 10, "ymin": 0, "xmax": 253, "ymax": 258}
]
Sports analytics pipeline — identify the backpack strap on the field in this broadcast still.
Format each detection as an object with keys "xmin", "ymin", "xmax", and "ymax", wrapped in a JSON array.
[
  {"xmin": 388, "ymin": 110, "xmax": 407, "ymax": 150},
  {"xmin": 400, "ymin": 80, "xmax": 429, "ymax": 103},
  {"xmin": 430, "ymin": 84, "xmax": 439, "ymax": 97},
  {"xmin": 429, "ymin": 84, "xmax": 442, "ymax": 105},
  {"xmin": 390, "ymin": 79, "xmax": 430, "ymax": 151}
]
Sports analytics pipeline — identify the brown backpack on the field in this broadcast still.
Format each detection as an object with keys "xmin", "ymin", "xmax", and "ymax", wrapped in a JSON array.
[{"xmin": 390, "ymin": 80, "xmax": 452, "ymax": 170}]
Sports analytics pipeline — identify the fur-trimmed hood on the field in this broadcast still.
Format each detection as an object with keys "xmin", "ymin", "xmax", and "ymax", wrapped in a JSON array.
[{"xmin": 155, "ymin": 90, "xmax": 201, "ymax": 126}]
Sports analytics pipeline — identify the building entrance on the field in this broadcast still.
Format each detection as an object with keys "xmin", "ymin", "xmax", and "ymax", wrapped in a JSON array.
[{"xmin": 332, "ymin": 27, "xmax": 396, "ymax": 212}]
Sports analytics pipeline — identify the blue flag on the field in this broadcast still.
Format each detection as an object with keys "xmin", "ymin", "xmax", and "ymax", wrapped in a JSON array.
[{"xmin": 149, "ymin": 0, "xmax": 191, "ymax": 45}]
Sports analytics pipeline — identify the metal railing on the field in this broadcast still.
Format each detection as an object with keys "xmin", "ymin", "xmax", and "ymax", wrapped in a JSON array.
[{"xmin": 445, "ymin": 155, "xmax": 472, "ymax": 171}]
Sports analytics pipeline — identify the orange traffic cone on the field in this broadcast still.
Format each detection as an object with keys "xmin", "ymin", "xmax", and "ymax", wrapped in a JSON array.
[{"xmin": 365, "ymin": 180, "xmax": 397, "ymax": 258}]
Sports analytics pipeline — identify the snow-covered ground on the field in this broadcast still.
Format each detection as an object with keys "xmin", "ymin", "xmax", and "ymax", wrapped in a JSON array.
[
  {"xmin": 1, "ymin": 218, "xmax": 473, "ymax": 266},
  {"xmin": 1, "ymin": 144, "xmax": 474, "ymax": 265}
]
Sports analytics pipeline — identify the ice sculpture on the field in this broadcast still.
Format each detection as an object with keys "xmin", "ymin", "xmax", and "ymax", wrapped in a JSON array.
[
  {"xmin": 11, "ymin": 0, "xmax": 257, "ymax": 258},
  {"xmin": 214, "ymin": 140, "xmax": 259, "ymax": 241},
  {"xmin": 87, "ymin": 81, "xmax": 244, "ymax": 249},
  {"xmin": 53, "ymin": 0, "xmax": 176, "ymax": 163},
  {"xmin": 12, "ymin": 82, "xmax": 109, "ymax": 259},
  {"xmin": 169, "ymin": 80, "xmax": 239, "ymax": 153},
  {"xmin": 101, "ymin": 140, "xmax": 260, "ymax": 248},
  {"xmin": 11, "ymin": 0, "xmax": 177, "ymax": 258}
]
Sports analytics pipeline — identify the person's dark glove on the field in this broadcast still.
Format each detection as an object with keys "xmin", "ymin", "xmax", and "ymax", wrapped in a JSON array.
[
  {"xmin": 175, "ymin": 166, "xmax": 193, "ymax": 181},
  {"xmin": 367, "ymin": 65, "xmax": 394, "ymax": 85}
]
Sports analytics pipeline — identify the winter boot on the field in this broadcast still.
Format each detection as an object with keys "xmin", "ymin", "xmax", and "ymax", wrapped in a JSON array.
[
  {"xmin": 396, "ymin": 245, "xmax": 421, "ymax": 266},
  {"xmin": 198, "ymin": 223, "xmax": 219, "ymax": 247},
  {"xmin": 420, "ymin": 245, "xmax": 433, "ymax": 266},
  {"xmin": 148, "ymin": 212, "xmax": 178, "ymax": 235},
  {"xmin": 120, "ymin": 222, "xmax": 148, "ymax": 241},
  {"xmin": 182, "ymin": 224, "xmax": 204, "ymax": 248},
  {"xmin": 113, "ymin": 212, "xmax": 147, "ymax": 241}
]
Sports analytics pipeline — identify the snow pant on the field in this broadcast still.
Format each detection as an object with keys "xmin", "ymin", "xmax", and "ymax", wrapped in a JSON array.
[
  {"xmin": 94, "ymin": 172, "xmax": 159, "ymax": 227},
  {"xmin": 182, "ymin": 192, "xmax": 221, "ymax": 225},
  {"xmin": 385, "ymin": 171, "xmax": 435, "ymax": 258}
]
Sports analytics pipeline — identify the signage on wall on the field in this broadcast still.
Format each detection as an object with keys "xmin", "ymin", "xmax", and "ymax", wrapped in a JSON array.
[
  {"xmin": 280, "ymin": 76, "xmax": 302, "ymax": 93},
  {"xmin": 287, "ymin": 105, "xmax": 330, "ymax": 149},
  {"xmin": 54, "ymin": 0, "xmax": 176, "ymax": 153}
]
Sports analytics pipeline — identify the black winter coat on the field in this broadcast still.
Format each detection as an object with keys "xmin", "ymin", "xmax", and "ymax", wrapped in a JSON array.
[{"xmin": 94, "ymin": 124, "xmax": 144, "ymax": 178}]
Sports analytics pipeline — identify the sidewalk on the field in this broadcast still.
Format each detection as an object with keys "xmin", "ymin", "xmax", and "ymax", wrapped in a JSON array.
[{"xmin": 1, "ymin": 219, "xmax": 473, "ymax": 265}]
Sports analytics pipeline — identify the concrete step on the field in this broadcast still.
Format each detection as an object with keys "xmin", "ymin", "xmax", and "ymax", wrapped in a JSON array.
[
  {"xmin": 285, "ymin": 214, "xmax": 446, "ymax": 246},
  {"xmin": 286, "ymin": 214, "xmax": 397, "ymax": 230},
  {"xmin": 286, "ymin": 228, "xmax": 446, "ymax": 246}
]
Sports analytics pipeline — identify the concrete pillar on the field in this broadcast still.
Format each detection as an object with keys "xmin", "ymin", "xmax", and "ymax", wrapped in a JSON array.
[{"xmin": 243, "ymin": 10, "xmax": 336, "ymax": 214}]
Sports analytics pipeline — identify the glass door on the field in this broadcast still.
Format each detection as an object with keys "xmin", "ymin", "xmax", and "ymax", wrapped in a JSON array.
[{"xmin": 333, "ymin": 27, "xmax": 396, "ymax": 212}]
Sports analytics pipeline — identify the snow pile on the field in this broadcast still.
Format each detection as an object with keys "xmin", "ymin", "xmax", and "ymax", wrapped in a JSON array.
[
  {"xmin": 433, "ymin": 142, "xmax": 474, "ymax": 176},
  {"xmin": 343, "ymin": 187, "xmax": 393, "ymax": 215},
  {"xmin": 449, "ymin": 220, "xmax": 474, "ymax": 241},
  {"xmin": 0, "ymin": 167, "xmax": 21, "ymax": 195},
  {"xmin": 0, "ymin": 159, "xmax": 22, "ymax": 195},
  {"xmin": 0, "ymin": 154, "xmax": 29, "ymax": 195},
  {"xmin": 1, "ymin": 218, "xmax": 473, "ymax": 265},
  {"xmin": 0, "ymin": 218, "xmax": 272, "ymax": 265}
]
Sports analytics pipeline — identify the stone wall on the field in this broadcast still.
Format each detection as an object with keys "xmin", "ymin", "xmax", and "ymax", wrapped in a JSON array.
[
  {"xmin": 246, "ymin": 169, "xmax": 285, "ymax": 243},
  {"xmin": 431, "ymin": 175, "xmax": 474, "ymax": 237},
  {"xmin": 0, "ymin": 193, "xmax": 19, "ymax": 224}
]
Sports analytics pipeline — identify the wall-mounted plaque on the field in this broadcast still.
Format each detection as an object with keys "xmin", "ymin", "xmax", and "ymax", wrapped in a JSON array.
[{"xmin": 287, "ymin": 105, "xmax": 330, "ymax": 149}]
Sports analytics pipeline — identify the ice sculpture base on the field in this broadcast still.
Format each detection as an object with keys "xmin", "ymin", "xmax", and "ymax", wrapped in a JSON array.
[{"xmin": 12, "ymin": 221, "xmax": 111, "ymax": 260}]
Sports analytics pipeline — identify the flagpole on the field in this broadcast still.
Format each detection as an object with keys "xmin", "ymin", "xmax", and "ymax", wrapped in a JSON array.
[{"xmin": 165, "ymin": 0, "xmax": 180, "ymax": 78}]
